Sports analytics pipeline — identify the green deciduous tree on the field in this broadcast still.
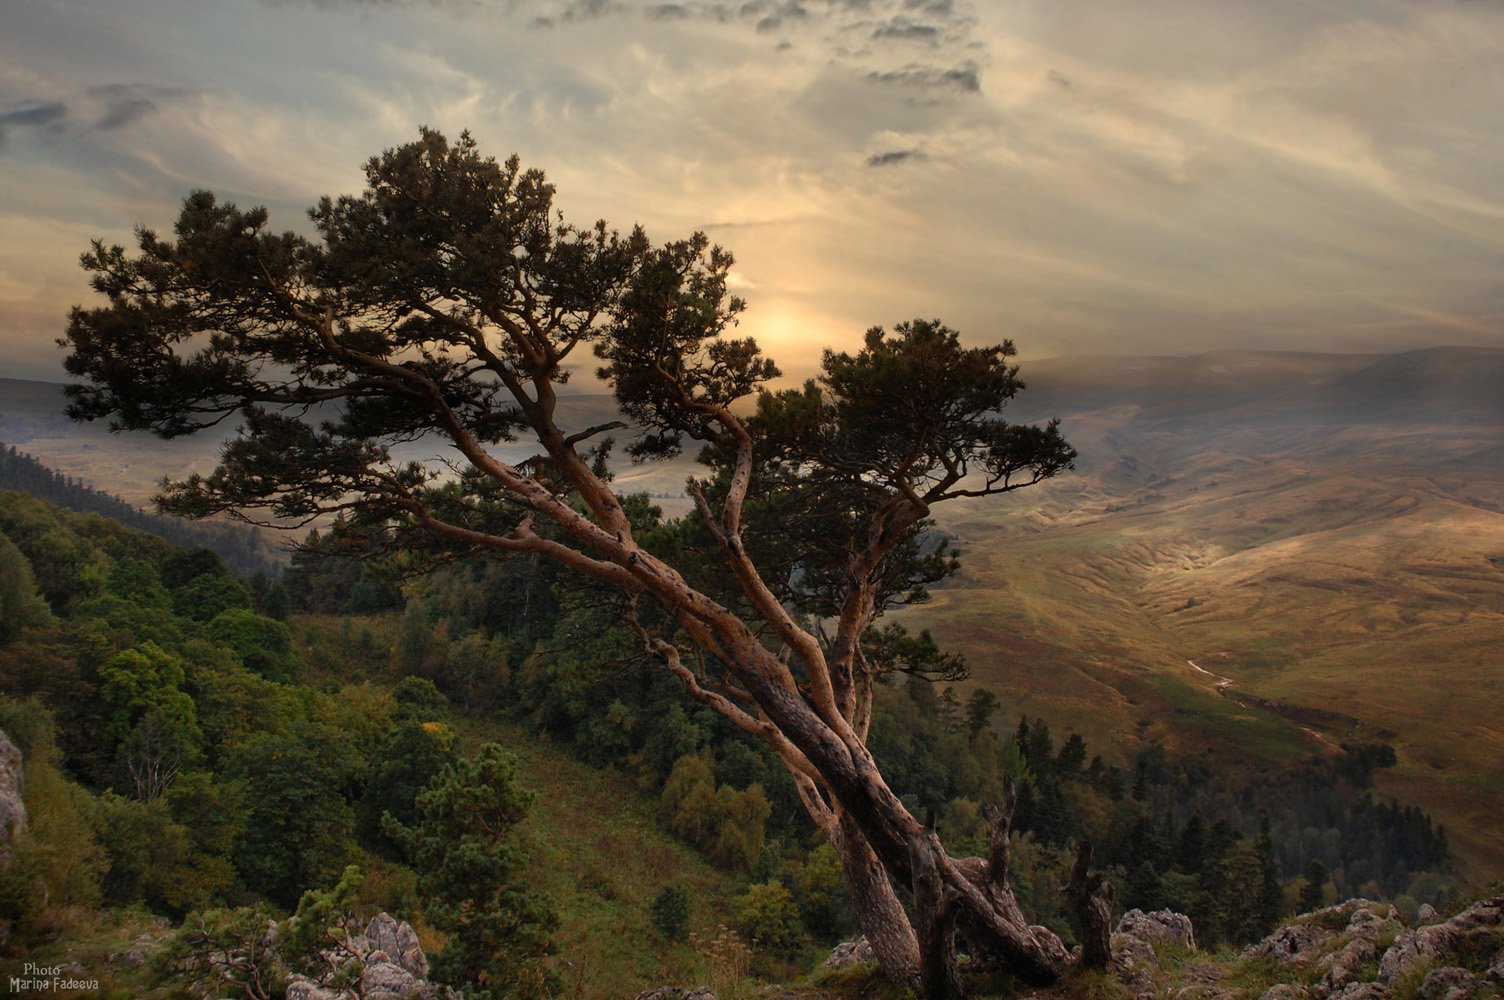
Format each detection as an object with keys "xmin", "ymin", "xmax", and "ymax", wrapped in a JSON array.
[
  {"xmin": 98, "ymin": 641, "xmax": 202, "ymax": 751},
  {"xmin": 734, "ymin": 880, "xmax": 808, "ymax": 958},
  {"xmin": 232, "ymin": 721, "xmax": 358, "ymax": 906},
  {"xmin": 61, "ymin": 129, "xmax": 1077, "ymax": 995},
  {"xmin": 205, "ymin": 608, "xmax": 300, "ymax": 683},
  {"xmin": 0, "ymin": 531, "xmax": 55, "ymax": 643}
]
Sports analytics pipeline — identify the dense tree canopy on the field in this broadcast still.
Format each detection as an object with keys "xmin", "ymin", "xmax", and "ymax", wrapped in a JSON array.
[{"xmin": 62, "ymin": 129, "xmax": 1080, "ymax": 995}]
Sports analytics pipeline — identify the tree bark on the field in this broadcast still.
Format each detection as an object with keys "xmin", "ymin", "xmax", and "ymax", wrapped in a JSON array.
[
  {"xmin": 1067, "ymin": 840, "xmax": 1114, "ymax": 972},
  {"xmin": 831, "ymin": 813, "xmax": 922, "ymax": 986},
  {"xmin": 913, "ymin": 836, "xmax": 963, "ymax": 1000}
]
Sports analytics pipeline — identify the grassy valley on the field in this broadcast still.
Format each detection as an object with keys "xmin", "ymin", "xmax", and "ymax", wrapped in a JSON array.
[{"xmin": 903, "ymin": 346, "xmax": 1504, "ymax": 875}]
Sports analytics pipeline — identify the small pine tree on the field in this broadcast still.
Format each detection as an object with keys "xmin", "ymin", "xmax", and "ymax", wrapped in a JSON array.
[
  {"xmin": 1254, "ymin": 815, "xmax": 1284, "ymax": 936},
  {"xmin": 1300, "ymin": 860, "xmax": 1329, "ymax": 913},
  {"xmin": 386, "ymin": 744, "xmax": 558, "ymax": 1000},
  {"xmin": 650, "ymin": 884, "xmax": 691, "ymax": 942}
]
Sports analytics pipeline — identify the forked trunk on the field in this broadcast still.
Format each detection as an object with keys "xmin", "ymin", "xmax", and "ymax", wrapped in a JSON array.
[
  {"xmin": 770, "ymin": 695, "xmax": 1068, "ymax": 995},
  {"xmin": 831, "ymin": 814, "xmax": 921, "ymax": 986}
]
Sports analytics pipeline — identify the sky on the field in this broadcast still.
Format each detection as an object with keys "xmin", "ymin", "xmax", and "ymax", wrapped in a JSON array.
[{"xmin": 2, "ymin": 0, "xmax": 1503, "ymax": 383}]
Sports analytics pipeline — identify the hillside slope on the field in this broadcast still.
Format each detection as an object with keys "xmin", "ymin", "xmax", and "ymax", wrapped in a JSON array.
[{"xmin": 904, "ymin": 347, "xmax": 1504, "ymax": 875}]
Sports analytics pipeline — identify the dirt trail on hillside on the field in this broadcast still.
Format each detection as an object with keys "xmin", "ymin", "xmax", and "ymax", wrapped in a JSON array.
[{"xmin": 1186, "ymin": 659, "xmax": 1338, "ymax": 751}]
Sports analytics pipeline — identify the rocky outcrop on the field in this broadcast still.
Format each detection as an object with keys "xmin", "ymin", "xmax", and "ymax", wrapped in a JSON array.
[
  {"xmin": 1245, "ymin": 897, "xmax": 1399, "ymax": 996},
  {"xmin": 823, "ymin": 938, "xmax": 876, "ymax": 970},
  {"xmin": 1242, "ymin": 896, "xmax": 1502, "ymax": 1000},
  {"xmin": 1418, "ymin": 967, "xmax": 1477, "ymax": 1000},
  {"xmin": 0, "ymin": 728, "xmax": 25, "ymax": 866},
  {"xmin": 359, "ymin": 912, "xmax": 430, "ymax": 980},
  {"xmin": 1110, "ymin": 908, "xmax": 1197, "ymax": 998},
  {"xmin": 1378, "ymin": 897, "xmax": 1503, "ymax": 987},
  {"xmin": 1118, "ymin": 909, "xmax": 1197, "ymax": 951},
  {"xmin": 286, "ymin": 912, "xmax": 457, "ymax": 1000},
  {"xmin": 1316, "ymin": 905, "xmax": 1401, "ymax": 994}
]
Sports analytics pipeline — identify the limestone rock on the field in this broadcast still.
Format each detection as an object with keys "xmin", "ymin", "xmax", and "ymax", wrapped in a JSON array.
[
  {"xmin": 362, "ymin": 959, "xmax": 421, "ymax": 999},
  {"xmin": 1318, "ymin": 904, "xmax": 1402, "ymax": 992},
  {"xmin": 1321, "ymin": 936, "xmax": 1381, "ymax": 992},
  {"xmin": 1418, "ymin": 967, "xmax": 1477, "ymax": 1000},
  {"xmin": 1259, "ymin": 986, "xmax": 1313, "ymax": 1000},
  {"xmin": 286, "ymin": 977, "xmax": 346, "ymax": 1000},
  {"xmin": 1112, "ymin": 931, "xmax": 1158, "ymax": 970},
  {"xmin": 1448, "ymin": 897, "xmax": 1504, "ymax": 932},
  {"xmin": 823, "ymin": 938, "xmax": 875, "ymax": 969},
  {"xmin": 1118, "ymin": 909, "xmax": 1197, "ymax": 950},
  {"xmin": 0, "ymin": 728, "xmax": 25, "ymax": 866},
  {"xmin": 1379, "ymin": 896, "xmax": 1504, "ymax": 985},
  {"xmin": 1417, "ymin": 905, "xmax": 1440, "ymax": 925},
  {"xmin": 1328, "ymin": 984, "xmax": 1390, "ymax": 1000},
  {"xmin": 360, "ymin": 912, "xmax": 429, "ymax": 980},
  {"xmin": 636, "ymin": 988, "xmax": 717, "ymax": 1000},
  {"xmin": 1246, "ymin": 922, "xmax": 1335, "ymax": 966},
  {"xmin": 289, "ymin": 912, "xmax": 456, "ymax": 1000}
]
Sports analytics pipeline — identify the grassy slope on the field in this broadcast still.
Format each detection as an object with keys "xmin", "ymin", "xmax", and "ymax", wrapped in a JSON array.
[
  {"xmin": 295, "ymin": 614, "xmax": 747, "ymax": 1000},
  {"xmin": 467, "ymin": 719, "xmax": 745, "ymax": 1000}
]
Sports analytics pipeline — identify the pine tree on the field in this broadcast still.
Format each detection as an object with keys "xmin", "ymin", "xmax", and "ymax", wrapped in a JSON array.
[
  {"xmin": 1300, "ymin": 859, "xmax": 1329, "ymax": 913},
  {"xmin": 386, "ymin": 743, "xmax": 558, "ymax": 1000},
  {"xmin": 1254, "ymin": 814, "xmax": 1284, "ymax": 936}
]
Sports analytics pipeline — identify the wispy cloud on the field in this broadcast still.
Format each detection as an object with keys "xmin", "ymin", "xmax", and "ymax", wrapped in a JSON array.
[{"xmin": 1, "ymin": 0, "xmax": 1502, "ymax": 381}]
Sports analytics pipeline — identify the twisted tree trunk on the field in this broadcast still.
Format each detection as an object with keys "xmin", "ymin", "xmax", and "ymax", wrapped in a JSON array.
[{"xmin": 831, "ymin": 815, "xmax": 921, "ymax": 985}]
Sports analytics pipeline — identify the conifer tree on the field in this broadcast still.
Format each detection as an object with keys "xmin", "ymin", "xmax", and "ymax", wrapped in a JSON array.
[
  {"xmin": 386, "ymin": 743, "xmax": 557, "ymax": 999},
  {"xmin": 61, "ymin": 129, "xmax": 1079, "ymax": 995}
]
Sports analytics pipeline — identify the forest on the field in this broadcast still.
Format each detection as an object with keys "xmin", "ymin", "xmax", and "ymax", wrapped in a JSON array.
[{"xmin": 0, "ymin": 468, "xmax": 1459, "ymax": 999}]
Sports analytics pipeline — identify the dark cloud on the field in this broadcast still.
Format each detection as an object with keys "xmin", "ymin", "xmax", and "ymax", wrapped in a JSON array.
[
  {"xmin": 1047, "ymin": 70, "xmax": 1071, "ymax": 90},
  {"xmin": 866, "ymin": 62, "xmax": 979, "ymax": 92},
  {"xmin": 0, "ymin": 101, "xmax": 70, "ymax": 152},
  {"xmin": 647, "ymin": 3, "xmax": 690, "ymax": 19},
  {"xmin": 0, "ymin": 102, "xmax": 70, "ymax": 128},
  {"xmin": 866, "ymin": 148, "xmax": 922, "ymax": 167},
  {"xmin": 872, "ymin": 17, "xmax": 939, "ymax": 41}
]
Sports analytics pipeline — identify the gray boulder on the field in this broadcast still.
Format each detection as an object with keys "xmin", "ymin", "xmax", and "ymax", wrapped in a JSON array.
[
  {"xmin": 1112, "ymin": 931, "xmax": 1159, "ymax": 973},
  {"xmin": 1328, "ymin": 984, "xmax": 1390, "ymax": 1000},
  {"xmin": 636, "ymin": 989, "xmax": 717, "ymax": 1000},
  {"xmin": 823, "ymin": 938, "xmax": 875, "ymax": 969},
  {"xmin": 292, "ymin": 912, "xmax": 457, "ymax": 1000},
  {"xmin": 1319, "ymin": 904, "xmax": 1402, "ymax": 992},
  {"xmin": 1246, "ymin": 922, "xmax": 1335, "ymax": 966},
  {"xmin": 362, "ymin": 959, "xmax": 421, "ymax": 999},
  {"xmin": 1118, "ymin": 909, "xmax": 1197, "ymax": 951},
  {"xmin": 358, "ymin": 912, "xmax": 430, "ymax": 980},
  {"xmin": 286, "ymin": 978, "xmax": 346, "ymax": 1000},
  {"xmin": 1418, "ymin": 967, "xmax": 1477, "ymax": 1000},
  {"xmin": 1379, "ymin": 897, "xmax": 1504, "ymax": 985},
  {"xmin": 1259, "ymin": 986, "xmax": 1313, "ymax": 1000}
]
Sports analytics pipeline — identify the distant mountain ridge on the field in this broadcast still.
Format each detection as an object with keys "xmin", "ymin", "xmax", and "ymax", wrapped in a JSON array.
[{"xmin": 0, "ymin": 444, "xmax": 285, "ymax": 578}]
